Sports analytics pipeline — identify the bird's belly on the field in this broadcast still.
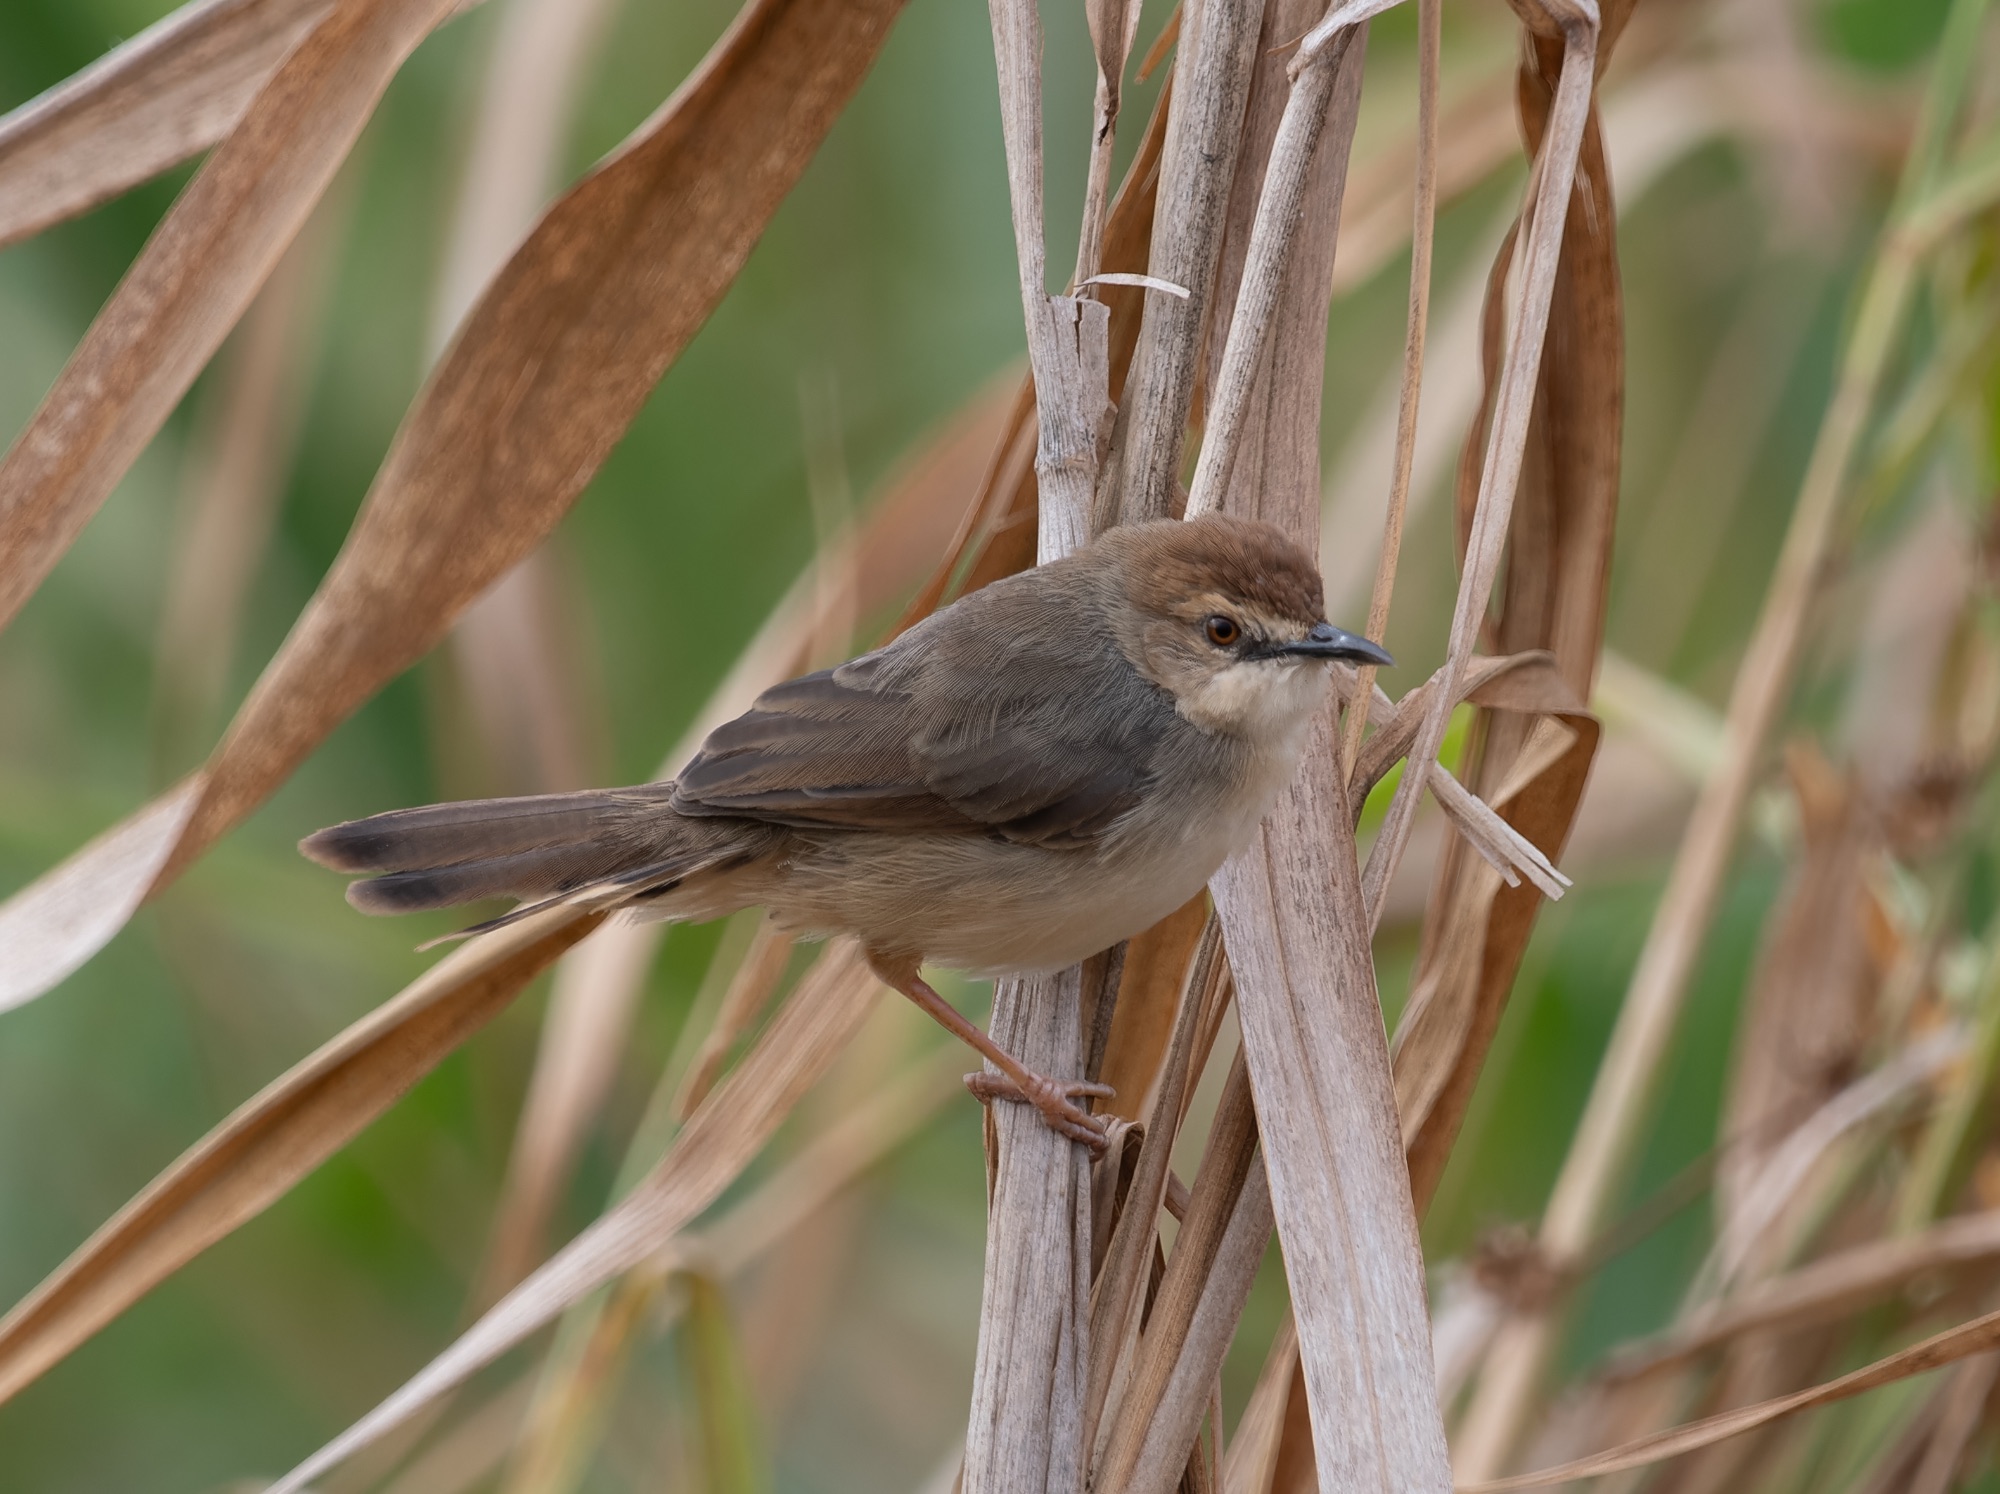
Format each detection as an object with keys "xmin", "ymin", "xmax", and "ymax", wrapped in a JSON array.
[{"xmin": 767, "ymin": 798, "xmax": 1262, "ymax": 976}]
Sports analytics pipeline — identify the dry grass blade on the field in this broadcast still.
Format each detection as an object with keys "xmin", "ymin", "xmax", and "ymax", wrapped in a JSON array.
[
  {"xmin": 261, "ymin": 943, "xmax": 882, "ymax": 1494},
  {"xmin": 1221, "ymin": 1309, "xmax": 1297, "ymax": 1494},
  {"xmin": 1460, "ymin": 1299, "xmax": 2000, "ymax": 1492},
  {"xmin": 0, "ymin": 0, "xmax": 912, "ymax": 1014},
  {"xmin": 0, "ymin": 904, "xmax": 605, "ymax": 1405},
  {"xmin": 1603, "ymin": 1209, "xmax": 2000, "ymax": 1386},
  {"xmin": 0, "ymin": 0, "xmax": 335, "ymax": 251},
  {"xmin": 0, "ymin": 0, "xmax": 460, "ymax": 639},
  {"xmin": 0, "ymin": 775, "xmax": 205, "ymax": 1013}
]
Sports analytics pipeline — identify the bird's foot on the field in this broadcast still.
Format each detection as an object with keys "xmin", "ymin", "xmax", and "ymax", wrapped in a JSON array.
[{"xmin": 965, "ymin": 1071, "xmax": 1115, "ymax": 1152}]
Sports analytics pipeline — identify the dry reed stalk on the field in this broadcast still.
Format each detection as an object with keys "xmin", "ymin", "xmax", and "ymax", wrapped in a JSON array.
[
  {"xmin": 1083, "ymin": 914, "xmax": 1222, "ymax": 1452},
  {"xmin": 0, "ymin": 0, "xmax": 911, "ymax": 1012},
  {"xmin": 0, "ymin": 0, "xmax": 460, "ymax": 638},
  {"xmin": 0, "ymin": 0, "xmax": 338, "ymax": 249},
  {"xmin": 258, "ymin": 942, "xmax": 882, "ymax": 1492},
  {"xmin": 961, "ymin": 0, "xmax": 1132, "ymax": 1480},
  {"xmin": 1451, "ymin": 0, "xmax": 2000, "ymax": 1467},
  {"xmin": 1172, "ymin": 6, "xmax": 1459, "ymax": 1478},
  {"xmin": 0, "ymin": 902, "xmax": 606, "ymax": 1404},
  {"xmin": 1107, "ymin": 0, "xmax": 1262, "ymax": 525},
  {"xmin": 1337, "ymin": 0, "xmax": 1439, "ymax": 781},
  {"xmin": 1093, "ymin": 1051, "xmax": 1268, "ymax": 1494}
]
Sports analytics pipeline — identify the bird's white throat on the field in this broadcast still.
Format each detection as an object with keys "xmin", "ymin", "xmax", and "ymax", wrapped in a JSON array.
[{"xmin": 1172, "ymin": 657, "xmax": 1327, "ymax": 742}]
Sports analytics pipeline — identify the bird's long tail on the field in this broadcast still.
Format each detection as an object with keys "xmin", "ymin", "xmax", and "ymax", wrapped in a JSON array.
[{"xmin": 300, "ymin": 783, "xmax": 744, "ymax": 916}]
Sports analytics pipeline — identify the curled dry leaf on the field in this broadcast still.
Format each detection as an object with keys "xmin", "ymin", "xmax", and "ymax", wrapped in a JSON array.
[
  {"xmin": 0, "ymin": 903, "xmax": 605, "ymax": 1406},
  {"xmin": 1386, "ymin": 0, "xmax": 1627, "ymax": 1215},
  {"xmin": 0, "ymin": 0, "xmax": 462, "ymax": 639},
  {"xmin": 0, "ymin": 0, "xmax": 912, "ymax": 1012},
  {"xmin": 0, "ymin": 775, "xmax": 206, "ymax": 1014},
  {"xmin": 261, "ymin": 942, "xmax": 882, "ymax": 1494},
  {"xmin": 0, "ymin": 0, "xmax": 335, "ymax": 251}
]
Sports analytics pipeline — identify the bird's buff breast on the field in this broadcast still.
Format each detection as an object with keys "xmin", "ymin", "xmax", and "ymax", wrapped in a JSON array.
[{"xmin": 745, "ymin": 722, "xmax": 1310, "ymax": 976}]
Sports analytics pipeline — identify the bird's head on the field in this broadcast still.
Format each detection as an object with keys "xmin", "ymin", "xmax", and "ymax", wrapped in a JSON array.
[{"xmin": 1096, "ymin": 514, "xmax": 1392, "ymax": 740}]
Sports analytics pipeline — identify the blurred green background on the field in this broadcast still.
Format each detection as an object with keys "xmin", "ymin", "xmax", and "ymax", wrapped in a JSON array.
[{"xmin": 0, "ymin": 0, "xmax": 1979, "ymax": 1487}]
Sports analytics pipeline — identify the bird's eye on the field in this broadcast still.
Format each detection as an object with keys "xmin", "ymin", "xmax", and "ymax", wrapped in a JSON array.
[{"xmin": 1204, "ymin": 615, "xmax": 1241, "ymax": 647}]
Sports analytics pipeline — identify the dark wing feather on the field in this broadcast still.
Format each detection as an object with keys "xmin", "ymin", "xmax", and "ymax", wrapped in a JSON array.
[{"xmin": 673, "ymin": 572, "xmax": 1177, "ymax": 849}]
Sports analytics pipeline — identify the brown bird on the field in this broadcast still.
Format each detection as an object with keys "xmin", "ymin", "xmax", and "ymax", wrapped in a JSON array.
[{"xmin": 302, "ymin": 514, "xmax": 1390, "ymax": 1147}]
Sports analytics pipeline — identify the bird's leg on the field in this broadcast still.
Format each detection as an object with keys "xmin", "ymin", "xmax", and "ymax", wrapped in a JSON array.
[{"xmin": 867, "ymin": 952, "xmax": 1112, "ymax": 1151}]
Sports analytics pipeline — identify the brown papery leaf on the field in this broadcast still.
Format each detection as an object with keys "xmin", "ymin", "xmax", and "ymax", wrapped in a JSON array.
[
  {"xmin": 0, "ymin": 0, "xmax": 336, "ymax": 251},
  {"xmin": 0, "ymin": 0, "xmax": 910, "ymax": 1013},
  {"xmin": 0, "ymin": 904, "xmax": 605, "ymax": 1406},
  {"xmin": 260, "ymin": 943, "xmax": 881, "ymax": 1494},
  {"xmin": 0, "ymin": 775, "xmax": 205, "ymax": 1013},
  {"xmin": 0, "ymin": 0, "xmax": 461, "ymax": 637},
  {"xmin": 1392, "ymin": 0, "xmax": 1628, "ymax": 1216}
]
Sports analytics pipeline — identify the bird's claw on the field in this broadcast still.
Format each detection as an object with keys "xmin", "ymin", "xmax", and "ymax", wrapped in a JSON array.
[{"xmin": 964, "ymin": 1072, "xmax": 1115, "ymax": 1152}]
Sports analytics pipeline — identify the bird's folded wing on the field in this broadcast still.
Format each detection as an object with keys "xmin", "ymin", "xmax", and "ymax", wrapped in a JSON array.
[{"xmin": 672, "ymin": 589, "xmax": 1176, "ymax": 850}]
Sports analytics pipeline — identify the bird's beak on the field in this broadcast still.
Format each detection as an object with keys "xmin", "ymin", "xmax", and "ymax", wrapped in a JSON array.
[{"xmin": 1270, "ymin": 621, "xmax": 1394, "ymax": 667}]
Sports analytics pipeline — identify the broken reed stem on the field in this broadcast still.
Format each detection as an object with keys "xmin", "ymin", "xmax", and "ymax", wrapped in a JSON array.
[
  {"xmin": 1359, "ymin": 5, "xmax": 1598, "ymax": 934},
  {"xmin": 1450, "ymin": 0, "xmax": 1990, "ymax": 1474},
  {"xmin": 1074, "ymin": 0, "xmax": 1141, "ymax": 289},
  {"xmin": 1337, "ymin": 0, "xmax": 1439, "ymax": 783}
]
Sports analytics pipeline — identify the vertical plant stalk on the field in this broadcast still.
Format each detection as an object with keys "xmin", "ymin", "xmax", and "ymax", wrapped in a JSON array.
[
  {"xmin": 1185, "ymin": 13, "xmax": 1452, "ymax": 1486},
  {"xmin": 966, "ymin": 0, "xmax": 1126, "ymax": 1484},
  {"xmin": 1450, "ymin": 0, "xmax": 1992, "ymax": 1475},
  {"xmin": 1358, "ymin": 0, "xmax": 1598, "ymax": 932},
  {"xmin": 1337, "ymin": 0, "xmax": 1439, "ymax": 781},
  {"xmin": 1106, "ymin": 0, "xmax": 1262, "ymax": 524}
]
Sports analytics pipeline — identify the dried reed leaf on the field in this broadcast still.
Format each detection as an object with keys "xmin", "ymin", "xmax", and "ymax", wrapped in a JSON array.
[
  {"xmin": 1094, "ymin": 1051, "xmax": 1269, "ymax": 1494},
  {"xmin": 1391, "ymin": 667, "xmax": 1598, "ymax": 1194},
  {"xmin": 0, "ymin": 0, "xmax": 911, "ymax": 1013},
  {"xmin": 0, "ymin": 0, "xmax": 461, "ymax": 639},
  {"xmin": 262, "ymin": 943, "xmax": 881, "ymax": 1493},
  {"xmin": 1461, "ymin": 1298, "xmax": 2000, "ymax": 1491},
  {"xmin": 1604, "ymin": 1208, "xmax": 2000, "ymax": 1386},
  {"xmin": 0, "ymin": 0, "xmax": 334, "ymax": 251},
  {"xmin": 0, "ymin": 775, "xmax": 207, "ymax": 1013},
  {"xmin": 1095, "ymin": 894, "xmax": 1211, "ymax": 1123},
  {"xmin": 0, "ymin": 903, "xmax": 605, "ymax": 1405},
  {"xmin": 1083, "ymin": 911, "xmax": 1218, "ymax": 1458}
]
